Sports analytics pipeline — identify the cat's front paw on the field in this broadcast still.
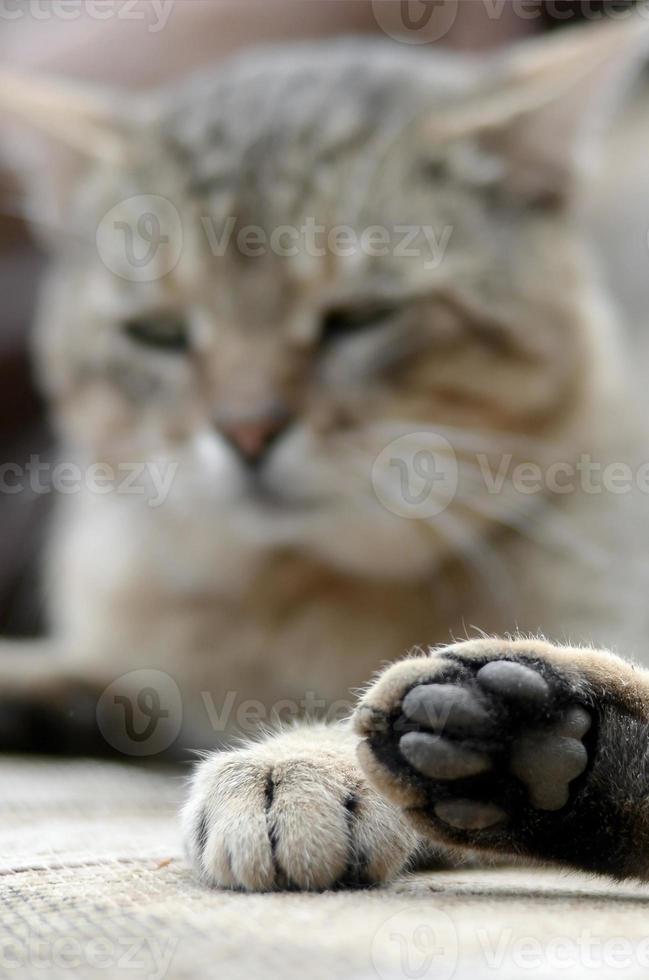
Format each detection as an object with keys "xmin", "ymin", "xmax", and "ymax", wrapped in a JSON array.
[
  {"xmin": 182, "ymin": 725, "xmax": 418, "ymax": 892},
  {"xmin": 354, "ymin": 638, "xmax": 642, "ymax": 875}
]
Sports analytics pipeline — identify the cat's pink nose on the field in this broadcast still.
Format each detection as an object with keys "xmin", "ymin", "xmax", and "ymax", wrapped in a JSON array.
[{"xmin": 216, "ymin": 410, "xmax": 292, "ymax": 465}]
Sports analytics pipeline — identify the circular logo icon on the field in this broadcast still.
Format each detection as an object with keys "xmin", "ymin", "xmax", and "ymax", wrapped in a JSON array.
[
  {"xmin": 372, "ymin": 907, "xmax": 459, "ymax": 980},
  {"xmin": 96, "ymin": 194, "xmax": 183, "ymax": 282},
  {"xmin": 371, "ymin": 1, "xmax": 459, "ymax": 44},
  {"xmin": 96, "ymin": 669, "xmax": 183, "ymax": 756},
  {"xmin": 372, "ymin": 431, "xmax": 457, "ymax": 519}
]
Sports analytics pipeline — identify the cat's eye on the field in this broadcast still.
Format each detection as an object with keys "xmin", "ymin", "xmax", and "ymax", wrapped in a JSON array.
[
  {"xmin": 123, "ymin": 314, "xmax": 190, "ymax": 354},
  {"xmin": 320, "ymin": 303, "xmax": 398, "ymax": 344}
]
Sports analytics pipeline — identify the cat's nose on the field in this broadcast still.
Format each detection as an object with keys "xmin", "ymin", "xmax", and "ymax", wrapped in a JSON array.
[{"xmin": 215, "ymin": 407, "xmax": 293, "ymax": 465}]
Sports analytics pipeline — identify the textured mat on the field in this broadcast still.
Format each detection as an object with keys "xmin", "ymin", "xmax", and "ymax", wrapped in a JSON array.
[{"xmin": 2, "ymin": 757, "xmax": 649, "ymax": 979}]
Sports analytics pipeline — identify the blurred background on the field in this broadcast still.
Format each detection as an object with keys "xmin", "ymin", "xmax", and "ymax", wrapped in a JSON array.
[{"xmin": 0, "ymin": 0, "xmax": 645, "ymax": 638}]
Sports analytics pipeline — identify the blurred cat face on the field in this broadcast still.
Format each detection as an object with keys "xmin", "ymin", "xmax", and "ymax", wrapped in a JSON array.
[{"xmin": 32, "ymin": 43, "xmax": 595, "ymax": 579}]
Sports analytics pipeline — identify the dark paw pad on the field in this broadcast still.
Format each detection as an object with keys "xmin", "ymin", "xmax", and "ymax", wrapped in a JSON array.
[
  {"xmin": 434, "ymin": 799, "xmax": 508, "ymax": 830},
  {"xmin": 392, "ymin": 657, "xmax": 592, "ymax": 832},
  {"xmin": 402, "ymin": 684, "xmax": 493, "ymax": 736},
  {"xmin": 400, "ymin": 732, "xmax": 490, "ymax": 779},
  {"xmin": 476, "ymin": 661, "xmax": 549, "ymax": 706},
  {"xmin": 356, "ymin": 644, "xmax": 644, "ymax": 878},
  {"xmin": 510, "ymin": 706, "xmax": 590, "ymax": 810}
]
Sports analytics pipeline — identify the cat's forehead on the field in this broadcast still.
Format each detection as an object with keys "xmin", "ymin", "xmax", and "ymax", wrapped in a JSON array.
[
  {"xmin": 79, "ymin": 44, "xmax": 496, "ymax": 318},
  {"xmin": 162, "ymin": 42, "xmax": 475, "ymax": 221}
]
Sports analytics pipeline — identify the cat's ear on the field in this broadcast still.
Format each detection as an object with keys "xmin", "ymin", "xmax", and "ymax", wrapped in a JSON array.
[
  {"xmin": 0, "ymin": 70, "xmax": 153, "ymax": 234},
  {"xmin": 431, "ymin": 16, "xmax": 649, "ymax": 207},
  {"xmin": 0, "ymin": 70, "xmax": 141, "ymax": 161}
]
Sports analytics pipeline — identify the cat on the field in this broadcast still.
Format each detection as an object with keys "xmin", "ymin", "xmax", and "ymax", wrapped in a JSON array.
[{"xmin": 2, "ymin": 16, "xmax": 649, "ymax": 891}]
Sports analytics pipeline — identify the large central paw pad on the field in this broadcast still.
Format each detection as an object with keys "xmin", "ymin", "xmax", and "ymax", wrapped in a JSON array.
[
  {"xmin": 356, "ymin": 653, "xmax": 593, "ymax": 840},
  {"xmin": 509, "ymin": 705, "xmax": 590, "ymax": 810}
]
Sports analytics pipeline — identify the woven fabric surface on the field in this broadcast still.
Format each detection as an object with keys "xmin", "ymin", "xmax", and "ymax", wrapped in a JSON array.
[{"xmin": 2, "ymin": 757, "xmax": 649, "ymax": 980}]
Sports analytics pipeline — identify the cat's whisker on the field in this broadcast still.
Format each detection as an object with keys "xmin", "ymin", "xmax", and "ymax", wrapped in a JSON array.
[
  {"xmin": 454, "ymin": 473, "xmax": 608, "ymax": 571},
  {"xmin": 363, "ymin": 453, "xmax": 515, "ymax": 614},
  {"xmin": 360, "ymin": 440, "xmax": 608, "ymax": 577},
  {"xmin": 367, "ymin": 421, "xmax": 573, "ymax": 465}
]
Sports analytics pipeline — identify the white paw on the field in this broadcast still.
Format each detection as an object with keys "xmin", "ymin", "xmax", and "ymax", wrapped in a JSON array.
[{"xmin": 182, "ymin": 724, "xmax": 418, "ymax": 892}]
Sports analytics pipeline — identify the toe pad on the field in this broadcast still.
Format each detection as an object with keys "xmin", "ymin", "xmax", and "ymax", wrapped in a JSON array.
[
  {"xmin": 477, "ymin": 661, "xmax": 549, "ymax": 706},
  {"xmin": 401, "ymin": 684, "xmax": 492, "ymax": 736},
  {"xmin": 434, "ymin": 799, "xmax": 508, "ymax": 830},
  {"xmin": 400, "ymin": 731, "xmax": 490, "ymax": 780}
]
